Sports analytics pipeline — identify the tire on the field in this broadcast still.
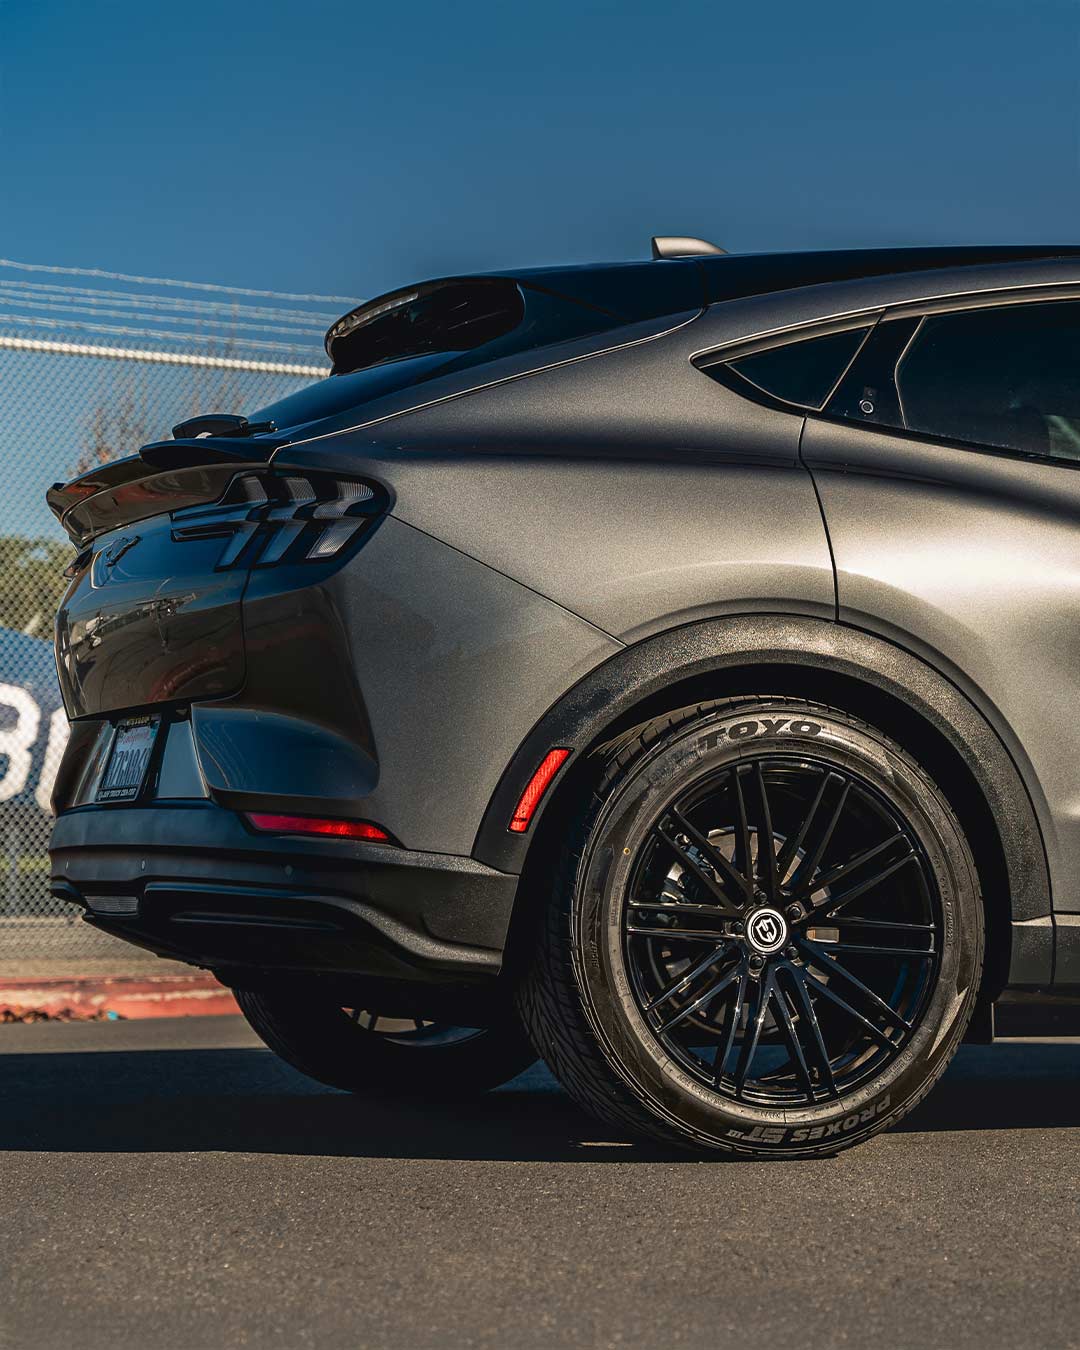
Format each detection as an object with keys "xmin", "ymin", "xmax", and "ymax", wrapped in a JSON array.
[
  {"xmin": 516, "ymin": 697, "xmax": 984, "ymax": 1158},
  {"xmin": 236, "ymin": 989, "xmax": 537, "ymax": 1097}
]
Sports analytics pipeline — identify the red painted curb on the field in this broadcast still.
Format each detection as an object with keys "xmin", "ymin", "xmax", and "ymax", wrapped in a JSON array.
[{"xmin": 0, "ymin": 974, "xmax": 239, "ymax": 1021}]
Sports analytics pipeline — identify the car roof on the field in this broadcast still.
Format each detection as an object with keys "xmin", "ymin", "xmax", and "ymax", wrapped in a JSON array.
[{"xmin": 500, "ymin": 246, "xmax": 1080, "ymax": 314}]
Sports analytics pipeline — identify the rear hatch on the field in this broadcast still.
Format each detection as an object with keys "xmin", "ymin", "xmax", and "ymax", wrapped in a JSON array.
[{"xmin": 50, "ymin": 441, "xmax": 275, "ymax": 719}]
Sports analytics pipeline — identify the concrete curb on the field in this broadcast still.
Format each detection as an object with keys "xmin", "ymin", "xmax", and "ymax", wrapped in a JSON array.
[{"xmin": 0, "ymin": 974, "xmax": 239, "ymax": 1020}]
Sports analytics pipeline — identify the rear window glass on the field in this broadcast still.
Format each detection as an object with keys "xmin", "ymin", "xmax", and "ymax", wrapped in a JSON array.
[{"xmin": 721, "ymin": 326, "xmax": 872, "ymax": 409}]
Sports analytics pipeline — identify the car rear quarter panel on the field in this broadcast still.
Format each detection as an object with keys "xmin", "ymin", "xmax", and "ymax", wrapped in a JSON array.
[
  {"xmin": 220, "ymin": 514, "xmax": 621, "ymax": 854},
  {"xmin": 276, "ymin": 321, "xmax": 837, "ymax": 641}
]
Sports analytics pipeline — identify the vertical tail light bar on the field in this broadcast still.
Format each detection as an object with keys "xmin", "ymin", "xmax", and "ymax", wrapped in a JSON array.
[{"xmin": 171, "ymin": 471, "xmax": 386, "ymax": 569}]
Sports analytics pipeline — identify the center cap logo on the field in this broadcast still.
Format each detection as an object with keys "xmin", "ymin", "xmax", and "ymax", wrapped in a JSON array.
[{"xmin": 746, "ymin": 907, "xmax": 788, "ymax": 956}]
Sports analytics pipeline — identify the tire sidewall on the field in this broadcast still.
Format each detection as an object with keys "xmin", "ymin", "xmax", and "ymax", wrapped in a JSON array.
[{"xmin": 570, "ymin": 703, "xmax": 983, "ymax": 1156}]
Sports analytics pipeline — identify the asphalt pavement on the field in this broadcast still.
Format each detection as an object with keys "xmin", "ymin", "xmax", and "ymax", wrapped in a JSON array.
[{"xmin": 2, "ymin": 1015, "xmax": 1078, "ymax": 1350}]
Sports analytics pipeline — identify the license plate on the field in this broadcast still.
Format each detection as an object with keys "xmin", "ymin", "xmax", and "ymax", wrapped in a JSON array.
[{"xmin": 97, "ymin": 718, "xmax": 159, "ymax": 802}]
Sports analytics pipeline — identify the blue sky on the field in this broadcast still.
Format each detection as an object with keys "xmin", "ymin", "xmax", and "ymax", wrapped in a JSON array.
[{"xmin": 4, "ymin": 0, "xmax": 1080, "ymax": 301}]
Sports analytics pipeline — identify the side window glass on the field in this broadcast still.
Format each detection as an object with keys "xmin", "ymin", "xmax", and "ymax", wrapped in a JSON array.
[
  {"xmin": 897, "ymin": 302, "xmax": 1080, "ymax": 460},
  {"xmin": 826, "ymin": 299, "xmax": 1080, "ymax": 463},
  {"xmin": 700, "ymin": 326, "xmax": 872, "ymax": 410}
]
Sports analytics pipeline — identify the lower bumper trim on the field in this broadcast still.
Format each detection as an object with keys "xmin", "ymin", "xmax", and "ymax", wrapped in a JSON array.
[{"xmin": 50, "ymin": 803, "xmax": 518, "ymax": 983}]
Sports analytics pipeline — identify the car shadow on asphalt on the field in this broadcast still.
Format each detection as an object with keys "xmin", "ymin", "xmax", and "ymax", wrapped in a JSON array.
[{"xmin": 3, "ymin": 1036, "xmax": 1080, "ymax": 1161}]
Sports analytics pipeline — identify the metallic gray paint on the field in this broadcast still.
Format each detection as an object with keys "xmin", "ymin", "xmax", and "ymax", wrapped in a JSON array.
[
  {"xmin": 278, "ymin": 333, "xmax": 835, "ymax": 642},
  {"xmin": 803, "ymin": 415, "xmax": 1080, "ymax": 920},
  {"xmin": 214, "ymin": 515, "xmax": 620, "ymax": 854}
]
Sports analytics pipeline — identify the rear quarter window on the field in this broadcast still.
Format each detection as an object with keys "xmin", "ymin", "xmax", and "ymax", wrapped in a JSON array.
[{"xmin": 698, "ymin": 325, "xmax": 873, "ymax": 410}]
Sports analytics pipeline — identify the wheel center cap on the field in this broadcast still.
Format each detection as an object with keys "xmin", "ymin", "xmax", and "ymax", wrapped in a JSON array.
[{"xmin": 745, "ymin": 906, "xmax": 788, "ymax": 956}]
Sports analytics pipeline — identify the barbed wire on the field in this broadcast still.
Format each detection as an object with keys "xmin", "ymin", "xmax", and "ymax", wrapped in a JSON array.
[
  {"xmin": 0, "ymin": 292, "xmax": 327, "ymax": 339},
  {"xmin": 0, "ymin": 311, "xmax": 325, "ymax": 355},
  {"xmin": 0, "ymin": 257, "xmax": 362, "ymax": 305},
  {"xmin": 0, "ymin": 278, "xmax": 341, "ymax": 325}
]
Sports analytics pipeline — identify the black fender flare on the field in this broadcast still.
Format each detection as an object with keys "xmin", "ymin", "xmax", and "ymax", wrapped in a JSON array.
[{"xmin": 472, "ymin": 614, "xmax": 1050, "ymax": 949}]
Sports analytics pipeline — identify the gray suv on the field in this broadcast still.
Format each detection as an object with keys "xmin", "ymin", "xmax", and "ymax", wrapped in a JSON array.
[{"xmin": 47, "ymin": 239, "xmax": 1080, "ymax": 1157}]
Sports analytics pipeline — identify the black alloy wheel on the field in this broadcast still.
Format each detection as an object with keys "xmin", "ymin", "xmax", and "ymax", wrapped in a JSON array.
[
  {"xmin": 624, "ymin": 758, "xmax": 940, "ymax": 1107},
  {"xmin": 518, "ymin": 698, "xmax": 983, "ymax": 1158}
]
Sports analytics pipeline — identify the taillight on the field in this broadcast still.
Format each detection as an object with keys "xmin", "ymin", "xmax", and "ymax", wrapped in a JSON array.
[
  {"xmin": 245, "ymin": 813, "xmax": 394, "ymax": 842},
  {"xmin": 171, "ymin": 470, "xmax": 387, "ymax": 570}
]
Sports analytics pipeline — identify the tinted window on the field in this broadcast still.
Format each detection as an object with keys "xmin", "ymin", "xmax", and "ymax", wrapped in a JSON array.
[
  {"xmin": 828, "ymin": 300, "xmax": 1080, "ymax": 462},
  {"xmin": 896, "ymin": 302, "xmax": 1080, "ymax": 460},
  {"xmin": 719, "ymin": 326, "xmax": 871, "ymax": 409}
]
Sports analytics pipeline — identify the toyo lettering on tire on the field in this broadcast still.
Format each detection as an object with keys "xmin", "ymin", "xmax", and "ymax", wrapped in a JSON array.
[{"xmin": 516, "ymin": 697, "xmax": 983, "ymax": 1158}]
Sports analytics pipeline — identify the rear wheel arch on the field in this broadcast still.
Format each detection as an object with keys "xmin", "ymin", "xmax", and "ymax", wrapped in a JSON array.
[{"xmin": 481, "ymin": 615, "xmax": 1049, "ymax": 999}]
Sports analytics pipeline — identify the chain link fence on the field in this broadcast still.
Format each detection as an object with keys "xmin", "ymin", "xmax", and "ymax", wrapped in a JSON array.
[{"xmin": 0, "ymin": 261, "xmax": 354, "ymax": 972}]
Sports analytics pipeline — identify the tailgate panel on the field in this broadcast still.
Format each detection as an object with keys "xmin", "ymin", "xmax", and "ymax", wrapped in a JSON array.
[{"xmin": 55, "ymin": 515, "xmax": 247, "ymax": 719}]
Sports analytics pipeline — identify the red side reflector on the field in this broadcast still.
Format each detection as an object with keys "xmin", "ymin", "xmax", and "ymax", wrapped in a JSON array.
[
  {"xmin": 245, "ymin": 813, "xmax": 392, "ymax": 842},
  {"xmin": 508, "ymin": 748, "xmax": 571, "ymax": 833}
]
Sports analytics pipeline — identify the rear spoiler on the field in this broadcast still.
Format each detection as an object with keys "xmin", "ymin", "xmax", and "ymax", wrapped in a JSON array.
[{"xmin": 47, "ymin": 435, "xmax": 285, "ymax": 547}]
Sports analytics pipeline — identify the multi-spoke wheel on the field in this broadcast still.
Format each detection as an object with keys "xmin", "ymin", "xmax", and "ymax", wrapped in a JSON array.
[
  {"xmin": 518, "ymin": 699, "xmax": 983, "ymax": 1158},
  {"xmin": 236, "ymin": 988, "xmax": 537, "ymax": 1097}
]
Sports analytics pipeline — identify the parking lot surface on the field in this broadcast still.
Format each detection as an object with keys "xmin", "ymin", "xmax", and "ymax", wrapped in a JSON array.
[{"xmin": 3, "ymin": 1015, "xmax": 1078, "ymax": 1350}]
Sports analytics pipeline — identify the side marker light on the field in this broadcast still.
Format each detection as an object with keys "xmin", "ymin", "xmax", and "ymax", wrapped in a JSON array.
[{"xmin": 508, "ymin": 749, "xmax": 571, "ymax": 833}]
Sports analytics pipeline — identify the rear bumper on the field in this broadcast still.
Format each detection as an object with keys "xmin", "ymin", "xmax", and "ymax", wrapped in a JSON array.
[{"xmin": 49, "ymin": 803, "xmax": 518, "ymax": 984}]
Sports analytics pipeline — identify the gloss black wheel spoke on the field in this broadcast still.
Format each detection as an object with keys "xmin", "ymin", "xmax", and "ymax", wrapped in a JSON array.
[
  {"xmin": 803, "ymin": 973, "xmax": 897, "ymax": 1049},
  {"xmin": 800, "ymin": 937, "xmax": 914, "ymax": 1029},
  {"xmin": 644, "ymin": 943, "xmax": 733, "ymax": 1013},
  {"xmin": 801, "ymin": 831, "xmax": 907, "ymax": 900},
  {"xmin": 650, "ymin": 823, "xmax": 738, "ymax": 912},
  {"xmin": 714, "ymin": 971, "xmax": 748, "ymax": 1084},
  {"xmin": 732, "ymin": 768, "xmax": 752, "ymax": 881},
  {"xmin": 754, "ymin": 761, "xmax": 779, "ymax": 897},
  {"xmin": 669, "ymin": 805, "xmax": 754, "ymax": 903},
  {"xmin": 629, "ymin": 898, "xmax": 734, "ymax": 919},
  {"xmin": 733, "ymin": 973, "xmax": 774, "ymax": 1098},
  {"xmin": 772, "ymin": 977, "xmax": 816, "ymax": 1099},
  {"xmin": 656, "ymin": 965, "xmax": 741, "ymax": 1035},
  {"xmin": 626, "ymin": 925, "xmax": 730, "ymax": 941},
  {"xmin": 790, "ymin": 779, "xmax": 851, "ymax": 893},
  {"xmin": 799, "ymin": 934, "xmax": 912, "ymax": 1026},
  {"xmin": 829, "ymin": 918, "xmax": 934, "ymax": 933},
  {"xmin": 815, "ymin": 852, "xmax": 918, "ymax": 917},
  {"xmin": 655, "ymin": 809, "xmax": 751, "ymax": 910},
  {"xmin": 824, "ymin": 941, "xmax": 934, "ymax": 959},
  {"xmin": 787, "ymin": 970, "xmax": 838, "ymax": 1098},
  {"xmin": 775, "ymin": 770, "xmax": 832, "ymax": 881}
]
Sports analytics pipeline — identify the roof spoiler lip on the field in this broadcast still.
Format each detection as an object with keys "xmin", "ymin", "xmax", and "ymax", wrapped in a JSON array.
[{"xmin": 324, "ymin": 274, "xmax": 510, "ymax": 365}]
